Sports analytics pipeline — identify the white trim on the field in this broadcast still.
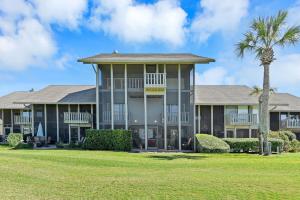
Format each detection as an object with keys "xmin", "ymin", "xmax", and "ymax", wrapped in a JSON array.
[
  {"xmin": 178, "ymin": 64, "xmax": 182, "ymax": 151},
  {"xmin": 163, "ymin": 64, "xmax": 167, "ymax": 149},
  {"xmin": 96, "ymin": 65, "xmax": 100, "ymax": 129},
  {"xmin": 77, "ymin": 104, "xmax": 80, "ymax": 142},
  {"xmin": 10, "ymin": 109, "xmax": 13, "ymax": 133},
  {"xmin": 249, "ymin": 127, "xmax": 252, "ymax": 138},
  {"xmin": 31, "ymin": 105, "xmax": 34, "ymax": 136},
  {"xmin": 234, "ymin": 127, "xmax": 237, "ymax": 138},
  {"xmin": 56, "ymin": 104, "xmax": 59, "ymax": 142},
  {"xmin": 91, "ymin": 104, "xmax": 94, "ymax": 129},
  {"xmin": 44, "ymin": 104, "xmax": 47, "ymax": 143},
  {"xmin": 198, "ymin": 105, "xmax": 200, "ymax": 133},
  {"xmin": 125, "ymin": 64, "xmax": 128, "ymax": 130},
  {"xmin": 144, "ymin": 64, "xmax": 148, "ymax": 150},
  {"xmin": 211, "ymin": 106, "xmax": 213, "ymax": 135},
  {"xmin": 224, "ymin": 105, "xmax": 226, "ymax": 138},
  {"xmin": 68, "ymin": 104, "xmax": 71, "ymax": 144},
  {"xmin": 110, "ymin": 64, "xmax": 114, "ymax": 129}
]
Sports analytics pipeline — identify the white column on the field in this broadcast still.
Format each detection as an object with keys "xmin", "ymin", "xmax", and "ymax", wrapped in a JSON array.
[
  {"xmin": 68, "ymin": 104, "xmax": 71, "ymax": 144},
  {"xmin": 10, "ymin": 109, "xmax": 13, "ymax": 133},
  {"xmin": 125, "ymin": 64, "xmax": 128, "ymax": 130},
  {"xmin": 31, "ymin": 105, "xmax": 34, "ymax": 136},
  {"xmin": 56, "ymin": 104, "xmax": 59, "ymax": 142},
  {"xmin": 144, "ymin": 64, "xmax": 148, "ymax": 150},
  {"xmin": 1, "ymin": 109, "xmax": 4, "ymax": 135},
  {"xmin": 96, "ymin": 65, "xmax": 100, "ymax": 130},
  {"xmin": 211, "ymin": 106, "xmax": 214, "ymax": 135},
  {"xmin": 44, "ymin": 104, "xmax": 47, "ymax": 143},
  {"xmin": 110, "ymin": 64, "xmax": 114, "ymax": 130},
  {"xmin": 178, "ymin": 64, "xmax": 181, "ymax": 151},
  {"xmin": 224, "ymin": 105, "xmax": 226, "ymax": 138},
  {"xmin": 198, "ymin": 105, "xmax": 201, "ymax": 133},
  {"xmin": 249, "ymin": 127, "xmax": 252, "ymax": 138},
  {"xmin": 91, "ymin": 104, "xmax": 94, "ymax": 129},
  {"xmin": 193, "ymin": 65, "xmax": 196, "ymax": 151},
  {"xmin": 234, "ymin": 127, "xmax": 237, "ymax": 138},
  {"xmin": 164, "ymin": 64, "xmax": 167, "ymax": 150},
  {"xmin": 279, "ymin": 112, "xmax": 281, "ymax": 130},
  {"xmin": 77, "ymin": 104, "xmax": 80, "ymax": 141}
]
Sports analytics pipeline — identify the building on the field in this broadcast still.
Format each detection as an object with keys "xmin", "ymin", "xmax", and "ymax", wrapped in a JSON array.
[{"xmin": 0, "ymin": 53, "xmax": 300, "ymax": 151}]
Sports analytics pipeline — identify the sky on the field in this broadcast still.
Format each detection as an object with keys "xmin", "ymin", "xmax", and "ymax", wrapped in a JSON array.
[{"xmin": 0, "ymin": 0, "xmax": 300, "ymax": 96}]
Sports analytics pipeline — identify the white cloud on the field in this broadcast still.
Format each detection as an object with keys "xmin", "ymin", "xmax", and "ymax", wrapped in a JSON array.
[
  {"xmin": 288, "ymin": 0, "xmax": 300, "ymax": 26},
  {"xmin": 88, "ymin": 0, "xmax": 187, "ymax": 46},
  {"xmin": 195, "ymin": 66, "xmax": 235, "ymax": 85},
  {"xmin": 32, "ymin": 0, "xmax": 87, "ymax": 29},
  {"xmin": 191, "ymin": 0, "xmax": 249, "ymax": 42},
  {"xmin": 0, "ymin": 0, "xmax": 87, "ymax": 71}
]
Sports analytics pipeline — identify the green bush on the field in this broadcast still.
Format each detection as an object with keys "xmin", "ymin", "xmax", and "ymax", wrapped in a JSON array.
[
  {"xmin": 196, "ymin": 134, "xmax": 230, "ymax": 153},
  {"xmin": 290, "ymin": 139, "xmax": 300, "ymax": 152},
  {"xmin": 269, "ymin": 130, "xmax": 297, "ymax": 152},
  {"xmin": 223, "ymin": 138, "xmax": 259, "ymax": 152},
  {"xmin": 7, "ymin": 133, "xmax": 23, "ymax": 147},
  {"xmin": 83, "ymin": 129, "xmax": 132, "ymax": 151},
  {"xmin": 223, "ymin": 138, "xmax": 284, "ymax": 153}
]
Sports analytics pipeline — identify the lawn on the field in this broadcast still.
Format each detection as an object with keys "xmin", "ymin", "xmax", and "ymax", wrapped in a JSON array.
[{"xmin": 0, "ymin": 146, "xmax": 299, "ymax": 200}]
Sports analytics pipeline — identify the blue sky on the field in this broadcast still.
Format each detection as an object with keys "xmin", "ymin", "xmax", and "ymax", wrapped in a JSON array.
[{"xmin": 0, "ymin": 0, "xmax": 300, "ymax": 96}]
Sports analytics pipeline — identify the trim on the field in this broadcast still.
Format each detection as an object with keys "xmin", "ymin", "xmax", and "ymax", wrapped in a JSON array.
[
  {"xmin": 96, "ymin": 65, "xmax": 100, "ymax": 129},
  {"xmin": 68, "ymin": 104, "xmax": 71, "ymax": 144},
  {"xmin": 178, "ymin": 64, "xmax": 181, "ymax": 151},
  {"xmin": 44, "ymin": 104, "xmax": 47, "ymax": 143},
  {"xmin": 56, "ymin": 104, "xmax": 59, "ymax": 142},
  {"xmin": 144, "ymin": 64, "xmax": 148, "ymax": 150},
  {"xmin": 11, "ymin": 109, "xmax": 13, "ymax": 133},
  {"xmin": 125, "ymin": 64, "xmax": 128, "ymax": 130},
  {"xmin": 163, "ymin": 64, "xmax": 167, "ymax": 149},
  {"xmin": 211, "ymin": 106, "xmax": 213, "ymax": 135},
  {"xmin": 110, "ymin": 64, "xmax": 114, "ymax": 129},
  {"xmin": 32, "ymin": 105, "xmax": 34, "ymax": 136}
]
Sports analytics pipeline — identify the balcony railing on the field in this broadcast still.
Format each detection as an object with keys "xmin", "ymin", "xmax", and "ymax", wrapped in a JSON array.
[
  {"xmin": 104, "ymin": 78, "xmax": 144, "ymax": 89},
  {"xmin": 144, "ymin": 73, "xmax": 166, "ymax": 88},
  {"xmin": 161, "ymin": 112, "xmax": 189, "ymax": 124},
  {"xmin": 281, "ymin": 118, "xmax": 300, "ymax": 129},
  {"xmin": 14, "ymin": 116, "xmax": 31, "ymax": 125},
  {"xmin": 225, "ymin": 113, "xmax": 258, "ymax": 126},
  {"xmin": 103, "ymin": 111, "xmax": 126, "ymax": 123},
  {"xmin": 64, "ymin": 112, "xmax": 92, "ymax": 124}
]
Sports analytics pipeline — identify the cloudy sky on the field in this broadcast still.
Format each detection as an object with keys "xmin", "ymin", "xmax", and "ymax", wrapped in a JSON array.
[{"xmin": 0, "ymin": 0, "xmax": 300, "ymax": 96}]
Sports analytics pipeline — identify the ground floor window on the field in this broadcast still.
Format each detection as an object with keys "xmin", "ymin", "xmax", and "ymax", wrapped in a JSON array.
[
  {"xmin": 226, "ymin": 129, "xmax": 234, "ymax": 138},
  {"xmin": 251, "ymin": 129, "xmax": 258, "ymax": 138},
  {"xmin": 236, "ymin": 129, "xmax": 249, "ymax": 138}
]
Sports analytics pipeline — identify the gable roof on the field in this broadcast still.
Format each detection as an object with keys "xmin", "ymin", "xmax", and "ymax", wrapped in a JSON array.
[
  {"xmin": 0, "ymin": 91, "xmax": 34, "ymax": 109},
  {"xmin": 269, "ymin": 93, "xmax": 300, "ymax": 112},
  {"xmin": 78, "ymin": 53, "xmax": 215, "ymax": 64},
  {"xmin": 14, "ymin": 85, "xmax": 96, "ymax": 104},
  {"xmin": 195, "ymin": 85, "xmax": 258, "ymax": 105}
]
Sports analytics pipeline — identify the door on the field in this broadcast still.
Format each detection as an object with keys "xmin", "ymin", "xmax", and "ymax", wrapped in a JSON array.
[
  {"xmin": 70, "ymin": 126, "xmax": 79, "ymax": 142},
  {"xmin": 147, "ymin": 127, "xmax": 158, "ymax": 149}
]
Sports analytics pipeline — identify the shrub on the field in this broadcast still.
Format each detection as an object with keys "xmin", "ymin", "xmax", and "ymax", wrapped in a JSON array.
[
  {"xmin": 7, "ymin": 133, "xmax": 23, "ymax": 147},
  {"xmin": 15, "ymin": 142, "xmax": 34, "ymax": 149},
  {"xmin": 83, "ymin": 129, "xmax": 132, "ymax": 151},
  {"xmin": 269, "ymin": 130, "xmax": 297, "ymax": 152},
  {"xmin": 223, "ymin": 138, "xmax": 284, "ymax": 153},
  {"xmin": 290, "ymin": 139, "xmax": 300, "ymax": 152},
  {"xmin": 223, "ymin": 138, "xmax": 259, "ymax": 152},
  {"xmin": 196, "ymin": 134, "xmax": 230, "ymax": 153}
]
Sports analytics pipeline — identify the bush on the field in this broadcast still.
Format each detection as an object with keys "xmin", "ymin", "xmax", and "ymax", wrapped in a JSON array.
[
  {"xmin": 196, "ymin": 134, "xmax": 230, "ymax": 153},
  {"xmin": 7, "ymin": 133, "xmax": 23, "ymax": 147},
  {"xmin": 15, "ymin": 142, "xmax": 34, "ymax": 149},
  {"xmin": 269, "ymin": 130, "xmax": 297, "ymax": 152},
  {"xmin": 83, "ymin": 129, "xmax": 132, "ymax": 151},
  {"xmin": 290, "ymin": 139, "xmax": 300, "ymax": 152},
  {"xmin": 223, "ymin": 138, "xmax": 284, "ymax": 153}
]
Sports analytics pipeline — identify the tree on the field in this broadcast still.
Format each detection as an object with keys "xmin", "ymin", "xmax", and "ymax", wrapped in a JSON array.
[
  {"xmin": 250, "ymin": 86, "xmax": 276, "ymax": 154},
  {"xmin": 236, "ymin": 11, "xmax": 300, "ymax": 155}
]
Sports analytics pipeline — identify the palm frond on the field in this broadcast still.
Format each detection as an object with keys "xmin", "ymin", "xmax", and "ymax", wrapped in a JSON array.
[
  {"xmin": 251, "ymin": 17, "xmax": 268, "ymax": 46},
  {"xmin": 275, "ymin": 26, "xmax": 300, "ymax": 47},
  {"xmin": 235, "ymin": 32, "xmax": 256, "ymax": 57},
  {"xmin": 271, "ymin": 10, "xmax": 288, "ymax": 39},
  {"xmin": 250, "ymin": 86, "xmax": 262, "ymax": 96}
]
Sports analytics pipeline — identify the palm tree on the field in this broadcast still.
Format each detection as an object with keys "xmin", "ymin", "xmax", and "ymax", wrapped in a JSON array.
[
  {"xmin": 236, "ymin": 11, "xmax": 300, "ymax": 155},
  {"xmin": 250, "ymin": 86, "xmax": 276, "ymax": 154}
]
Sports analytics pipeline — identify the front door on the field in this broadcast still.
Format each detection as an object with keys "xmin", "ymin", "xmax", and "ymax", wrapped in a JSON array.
[
  {"xmin": 70, "ymin": 126, "xmax": 79, "ymax": 142},
  {"xmin": 147, "ymin": 127, "xmax": 158, "ymax": 149}
]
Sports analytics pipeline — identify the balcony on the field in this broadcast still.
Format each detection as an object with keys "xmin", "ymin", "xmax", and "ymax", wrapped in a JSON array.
[
  {"xmin": 103, "ymin": 111, "xmax": 126, "ymax": 123},
  {"xmin": 14, "ymin": 116, "xmax": 31, "ymax": 125},
  {"xmin": 64, "ymin": 112, "xmax": 92, "ymax": 126},
  {"xmin": 162, "ymin": 112, "xmax": 190, "ymax": 124},
  {"xmin": 104, "ymin": 78, "xmax": 144, "ymax": 89},
  {"xmin": 144, "ymin": 73, "xmax": 166, "ymax": 88},
  {"xmin": 225, "ymin": 113, "xmax": 258, "ymax": 126},
  {"xmin": 281, "ymin": 118, "xmax": 300, "ymax": 129}
]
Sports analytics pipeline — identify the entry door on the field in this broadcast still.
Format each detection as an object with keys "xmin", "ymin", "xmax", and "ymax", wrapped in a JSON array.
[
  {"xmin": 147, "ymin": 127, "xmax": 158, "ymax": 149},
  {"xmin": 4, "ymin": 127, "xmax": 11, "ymax": 136},
  {"xmin": 70, "ymin": 127, "xmax": 79, "ymax": 142}
]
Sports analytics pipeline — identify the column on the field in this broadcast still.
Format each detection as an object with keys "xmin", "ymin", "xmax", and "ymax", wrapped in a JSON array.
[
  {"xmin": 31, "ymin": 105, "xmax": 34, "ymax": 136},
  {"xmin": 163, "ymin": 64, "xmax": 167, "ymax": 149},
  {"xmin": 144, "ymin": 64, "xmax": 148, "ymax": 150},
  {"xmin": 110, "ymin": 64, "xmax": 114, "ymax": 129},
  {"xmin": 224, "ymin": 105, "xmax": 227, "ymax": 138},
  {"xmin": 56, "ymin": 104, "xmax": 59, "ymax": 142},
  {"xmin": 178, "ymin": 64, "xmax": 181, "ymax": 151},
  {"xmin": 10, "ymin": 109, "xmax": 13, "ymax": 133},
  {"xmin": 198, "ymin": 105, "xmax": 201, "ymax": 133},
  {"xmin": 68, "ymin": 104, "xmax": 71, "ymax": 144},
  {"xmin": 125, "ymin": 64, "xmax": 128, "ymax": 130},
  {"xmin": 96, "ymin": 65, "xmax": 100, "ymax": 130},
  {"xmin": 1, "ymin": 109, "xmax": 4, "ymax": 135},
  {"xmin": 91, "ymin": 104, "xmax": 94, "ymax": 129},
  {"xmin": 211, "ymin": 106, "xmax": 214, "ymax": 135},
  {"xmin": 44, "ymin": 104, "xmax": 47, "ymax": 143},
  {"xmin": 193, "ymin": 64, "xmax": 196, "ymax": 151},
  {"xmin": 77, "ymin": 104, "xmax": 80, "ymax": 141}
]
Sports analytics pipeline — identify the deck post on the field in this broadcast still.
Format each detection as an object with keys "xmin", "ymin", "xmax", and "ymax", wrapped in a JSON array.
[
  {"xmin": 10, "ymin": 109, "xmax": 13, "ymax": 133},
  {"xmin": 78, "ymin": 104, "xmax": 80, "ymax": 142},
  {"xmin": 111, "ymin": 64, "xmax": 114, "ymax": 130},
  {"xmin": 31, "ymin": 105, "xmax": 34, "ymax": 136},
  {"xmin": 68, "ymin": 104, "xmax": 71, "ymax": 144},
  {"xmin": 164, "ymin": 64, "xmax": 167, "ymax": 150},
  {"xmin": 96, "ymin": 65, "xmax": 100, "ymax": 130},
  {"xmin": 193, "ymin": 65, "xmax": 196, "ymax": 151},
  {"xmin": 178, "ymin": 64, "xmax": 181, "ymax": 151},
  {"xmin": 44, "ymin": 104, "xmax": 47, "ymax": 144},
  {"xmin": 211, "ymin": 106, "xmax": 214, "ymax": 135},
  {"xmin": 125, "ymin": 64, "xmax": 128, "ymax": 130},
  {"xmin": 144, "ymin": 64, "xmax": 148, "ymax": 150},
  {"xmin": 56, "ymin": 104, "xmax": 59, "ymax": 142},
  {"xmin": 91, "ymin": 104, "xmax": 94, "ymax": 129}
]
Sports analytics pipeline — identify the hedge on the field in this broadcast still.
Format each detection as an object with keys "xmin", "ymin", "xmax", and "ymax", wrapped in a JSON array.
[
  {"xmin": 7, "ymin": 133, "xmax": 23, "ymax": 147},
  {"xmin": 269, "ymin": 130, "xmax": 297, "ymax": 152},
  {"xmin": 83, "ymin": 129, "xmax": 132, "ymax": 151},
  {"xmin": 223, "ymin": 138, "xmax": 284, "ymax": 153},
  {"xmin": 196, "ymin": 134, "xmax": 230, "ymax": 153}
]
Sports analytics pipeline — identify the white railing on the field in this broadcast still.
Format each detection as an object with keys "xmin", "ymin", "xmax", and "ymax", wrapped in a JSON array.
[
  {"xmin": 163, "ymin": 112, "xmax": 189, "ymax": 124},
  {"xmin": 286, "ymin": 119, "xmax": 300, "ymax": 128},
  {"xmin": 225, "ymin": 113, "xmax": 258, "ymax": 126},
  {"xmin": 104, "ymin": 78, "xmax": 144, "ymax": 89},
  {"xmin": 128, "ymin": 78, "xmax": 144, "ymax": 89},
  {"xmin": 64, "ymin": 112, "xmax": 92, "ymax": 124},
  {"xmin": 103, "ymin": 111, "xmax": 125, "ymax": 122},
  {"xmin": 14, "ymin": 116, "xmax": 31, "ymax": 125},
  {"xmin": 144, "ymin": 73, "xmax": 166, "ymax": 88}
]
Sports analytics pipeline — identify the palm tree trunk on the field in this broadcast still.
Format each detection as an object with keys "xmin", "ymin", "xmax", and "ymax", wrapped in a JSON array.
[
  {"xmin": 261, "ymin": 63, "xmax": 270, "ymax": 155},
  {"xmin": 258, "ymin": 96, "xmax": 263, "ymax": 155}
]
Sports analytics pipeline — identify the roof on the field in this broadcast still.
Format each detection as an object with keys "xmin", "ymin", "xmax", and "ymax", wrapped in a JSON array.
[
  {"xmin": 78, "ymin": 53, "xmax": 215, "ymax": 64},
  {"xmin": 269, "ymin": 93, "xmax": 300, "ymax": 112},
  {"xmin": 195, "ymin": 85, "xmax": 258, "ymax": 105},
  {"xmin": 0, "ymin": 91, "xmax": 34, "ymax": 109},
  {"xmin": 14, "ymin": 85, "xmax": 96, "ymax": 104}
]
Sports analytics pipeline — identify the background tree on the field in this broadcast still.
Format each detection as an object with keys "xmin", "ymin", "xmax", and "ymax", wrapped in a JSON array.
[{"xmin": 236, "ymin": 11, "xmax": 300, "ymax": 155}]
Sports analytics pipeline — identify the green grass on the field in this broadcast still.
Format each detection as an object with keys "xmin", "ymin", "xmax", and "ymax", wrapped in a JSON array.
[{"xmin": 0, "ymin": 146, "xmax": 299, "ymax": 200}]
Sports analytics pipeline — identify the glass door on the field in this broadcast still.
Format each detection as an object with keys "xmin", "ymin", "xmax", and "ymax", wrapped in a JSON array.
[
  {"xmin": 147, "ymin": 126, "xmax": 158, "ymax": 150},
  {"xmin": 70, "ymin": 126, "xmax": 79, "ymax": 142}
]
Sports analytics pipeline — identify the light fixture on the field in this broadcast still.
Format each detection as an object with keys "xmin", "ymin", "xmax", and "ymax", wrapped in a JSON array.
[{"xmin": 134, "ymin": 119, "xmax": 138, "ymax": 123}]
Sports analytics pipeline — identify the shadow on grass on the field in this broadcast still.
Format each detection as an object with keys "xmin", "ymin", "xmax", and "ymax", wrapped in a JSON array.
[{"xmin": 147, "ymin": 154, "xmax": 207, "ymax": 160}]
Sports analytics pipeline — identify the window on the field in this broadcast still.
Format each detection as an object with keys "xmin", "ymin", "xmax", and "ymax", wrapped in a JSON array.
[
  {"xmin": 226, "ymin": 129, "xmax": 234, "ymax": 138},
  {"xmin": 236, "ymin": 129, "xmax": 249, "ymax": 138}
]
